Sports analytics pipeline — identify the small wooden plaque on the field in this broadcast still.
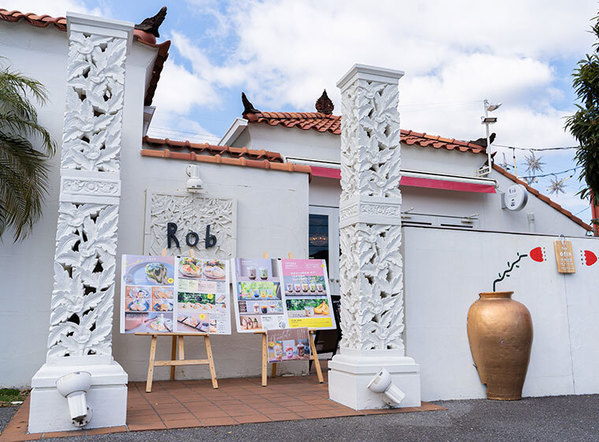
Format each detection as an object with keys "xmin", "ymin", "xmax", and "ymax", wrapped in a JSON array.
[{"xmin": 554, "ymin": 240, "xmax": 576, "ymax": 274}]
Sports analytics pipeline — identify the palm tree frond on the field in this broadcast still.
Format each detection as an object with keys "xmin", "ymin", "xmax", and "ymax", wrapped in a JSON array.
[{"xmin": 0, "ymin": 61, "xmax": 55, "ymax": 241}]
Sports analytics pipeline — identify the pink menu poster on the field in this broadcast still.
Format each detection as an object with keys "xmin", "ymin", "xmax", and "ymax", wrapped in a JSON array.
[{"xmin": 280, "ymin": 259, "xmax": 336, "ymax": 330}]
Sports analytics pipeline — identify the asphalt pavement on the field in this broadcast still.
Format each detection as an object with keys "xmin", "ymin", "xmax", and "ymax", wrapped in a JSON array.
[{"xmin": 2, "ymin": 394, "xmax": 599, "ymax": 441}]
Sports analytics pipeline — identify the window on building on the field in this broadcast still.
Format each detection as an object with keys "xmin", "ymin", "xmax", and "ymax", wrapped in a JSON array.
[{"xmin": 309, "ymin": 206, "xmax": 340, "ymax": 296}]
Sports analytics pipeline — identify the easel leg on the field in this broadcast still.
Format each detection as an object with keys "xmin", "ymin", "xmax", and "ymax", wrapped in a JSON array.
[
  {"xmin": 271, "ymin": 362, "xmax": 277, "ymax": 378},
  {"xmin": 170, "ymin": 335, "xmax": 177, "ymax": 381},
  {"xmin": 204, "ymin": 335, "xmax": 218, "ymax": 389},
  {"xmin": 309, "ymin": 331, "xmax": 324, "ymax": 383},
  {"xmin": 261, "ymin": 332, "xmax": 268, "ymax": 387},
  {"xmin": 178, "ymin": 336, "xmax": 185, "ymax": 360},
  {"xmin": 146, "ymin": 335, "xmax": 158, "ymax": 393}
]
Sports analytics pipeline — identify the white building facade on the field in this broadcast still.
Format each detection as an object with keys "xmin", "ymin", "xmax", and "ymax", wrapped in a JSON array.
[{"xmin": 1, "ymin": 8, "xmax": 596, "ymax": 408}]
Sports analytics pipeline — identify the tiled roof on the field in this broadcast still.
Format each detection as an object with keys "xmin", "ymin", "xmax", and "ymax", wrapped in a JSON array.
[
  {"xmin": 243, "ymin": 111, "xmax": 486, "ymax": 154},
  {"xmin": 493, "ymin": 164, "xmax": 591, "ymax": 232},
  {"xmin": 0, "ymin": 8, "xmax": 169, "ymax": 107},
  {"xmin": 245, "ymin": 111, "xmax": 341, "ymax": 135},
  {"xmin": 401, "ymin": 130, "xmax": 486, "ymax": 154},
  {"xmin": 141, "ymin": 136, "xmax": 312, "ymax": 176},
  {"xmin": 0, "ymin": 9, "xmax": 66, "ymax": 29}
]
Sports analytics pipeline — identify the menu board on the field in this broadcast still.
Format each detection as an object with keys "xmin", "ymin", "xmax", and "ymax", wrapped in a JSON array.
[
  {"xmin": 175, "ymin": 257, "xmax": 231, "ymax": 334},
  {"xmin": 121, "ymin": 255, "xmax": 176, "ymax": 333},
  {"xmin": 280, "ymin": 259, "xmax": 336, "ymax": 330},
  {"xmin": 231, "ymin": 258, "xmax": 286, "ymax": 332},
  {"xmin": 267, "ymin": 328, "xmax": 311, "ymax": 363},
  {"xmin": 121, "ymin": 255, "xmax": 231, "ymax": 334}
]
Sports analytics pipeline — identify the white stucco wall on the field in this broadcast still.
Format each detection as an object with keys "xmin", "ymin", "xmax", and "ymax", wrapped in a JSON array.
[
  {"xmin": 403, "ymin": 227, "xmax": 599, "ymax": 401},
  {"xmin": 400, "ymin": 167, "xmax": 588, "ymax": 236},
  {"xmin": 115, "ymin": 154, "xmax": 309, "ymax": 381},
  {"xmin": 244, "ymin": 125, "xmax": 341, "ymax": 163},
  {"xmin": 232, "ymin": 124, "xmax": 589, "ymax": 237}
]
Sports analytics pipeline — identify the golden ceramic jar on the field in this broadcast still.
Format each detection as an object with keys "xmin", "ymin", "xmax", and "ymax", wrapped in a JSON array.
[{"xmin": 467, "ymin": 291, "xmax": 533, "ymax": 400}]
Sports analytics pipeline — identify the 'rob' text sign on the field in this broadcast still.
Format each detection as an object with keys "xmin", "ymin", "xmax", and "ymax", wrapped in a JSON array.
[{"xmin": 167, "ymin": 222, "xmax": 217, "ymax": 249}]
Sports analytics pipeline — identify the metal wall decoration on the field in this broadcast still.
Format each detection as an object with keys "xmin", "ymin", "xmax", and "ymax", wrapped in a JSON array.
[{"xmin": 47, "ymin": 26, "xmax": 130, "ymax": 358}]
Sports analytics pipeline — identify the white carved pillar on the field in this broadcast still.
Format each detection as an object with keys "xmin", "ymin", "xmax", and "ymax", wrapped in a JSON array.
[
  {"xmin": 28, "ymin": 13, "xmax": 132, "ymax": 433},
  {"xmin": 328, "ymin": 65, "xmax": 421, "ymax": 410}
]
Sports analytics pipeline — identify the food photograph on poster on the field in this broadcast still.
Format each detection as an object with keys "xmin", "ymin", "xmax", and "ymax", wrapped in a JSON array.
[
  {"xmin": 280, "ymin": 259, "xmax": 336, "ymax": 329},
  {"xmin": 121, "ymin": 255, "xmax": 231, "ymax": 335},
  {"xmin": 121, "ymin": 255, "xmax": 175, "ymax": 333},
  {"xmin": 175, "ymin": 257, "xmax": 231, "ymax": 334},
  {"xmin": 232, "ymin": 258, "xmax": 286, "ymax": 332},
  {"xmin": 267, "ymin": 328, "xmax": 311, "ymax": 363}
]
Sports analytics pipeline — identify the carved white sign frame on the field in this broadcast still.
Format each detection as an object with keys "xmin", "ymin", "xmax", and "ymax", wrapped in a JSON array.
[{"xmin": 143, "ymin": 190, "xmax": 237, "ymax": 259}]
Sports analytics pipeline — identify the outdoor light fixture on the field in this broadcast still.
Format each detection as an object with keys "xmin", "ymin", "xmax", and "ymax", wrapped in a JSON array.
[
  {"xmin": 479, "ymin": 99, "xmax": 502, "ymax": 176},
  {"xmin": 481, "ymin": 117, "xmax": 498, "ymax": 124},
  {"xmin": 186, "ymin": 164, "xmax": 203, "ymax": 193},
  {"xmin": 55, "ymin": 371, "xmax": 93, "ymax": 427},
  {"xmin": 367, "ymin": 368, "xmax": 406, "ymax": 407}
]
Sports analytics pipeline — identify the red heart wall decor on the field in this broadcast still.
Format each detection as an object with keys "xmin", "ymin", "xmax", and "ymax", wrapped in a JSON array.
[
  {"xmin": 583, "ymin": 250, "xmax": 597, "ymax": 266},
  {"xmin": 529, "ymin": 246, "xmax": 545, "ymax": 262}
]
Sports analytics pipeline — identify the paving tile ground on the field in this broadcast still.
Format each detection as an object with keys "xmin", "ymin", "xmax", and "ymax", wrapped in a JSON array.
[{"xmin": 0, "ymin": 371, "xmax": 443, "ymax": 440}]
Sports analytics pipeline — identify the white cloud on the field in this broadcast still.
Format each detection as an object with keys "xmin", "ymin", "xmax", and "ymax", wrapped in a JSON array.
[
  {"xmin": 151, "ymin": 59, "xmax": 220, "ymax": 115},
  {"xmin": 172, "ymin": 0, "xmax": 598, "ymax": 147}
]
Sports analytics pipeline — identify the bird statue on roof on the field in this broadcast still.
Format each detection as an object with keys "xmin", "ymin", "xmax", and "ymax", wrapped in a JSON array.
[
  {"xmin": 241, "ymin": 92, "xmax": 260, "ymax": 115},
  {"xmin": 470, "ymin": 132, "xmax": 496, "ymax": 147},
  {"xmin": 315, "ymin": 90, "xmax": 334, "ymax": 115},
  {"xmin": 135, "ymin": 6, "xmax": 167, "ymax": 38}
]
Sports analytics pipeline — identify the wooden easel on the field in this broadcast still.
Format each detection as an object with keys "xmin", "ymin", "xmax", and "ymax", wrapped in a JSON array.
[
  {"xmin": 136, "ymin": 332, "xmax": 218, "ymax": 393},
  {"xmin": 137, "ymin": 249, "xmax": 217, "ymax": 393},
  {"xmin": 256, "ymin": 329, "xmax": 324, "ymax": 386}
]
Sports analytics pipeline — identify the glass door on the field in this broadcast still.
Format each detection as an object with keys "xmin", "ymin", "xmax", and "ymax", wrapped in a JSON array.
[{"xmin": 309, "ymin": 206, "xmax": 340, "ymax": 296}]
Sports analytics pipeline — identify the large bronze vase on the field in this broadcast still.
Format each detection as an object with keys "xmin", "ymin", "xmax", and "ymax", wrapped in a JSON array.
[{"xmin": 467, "ymin": 291, "xmax": 533, "ymax": 400}]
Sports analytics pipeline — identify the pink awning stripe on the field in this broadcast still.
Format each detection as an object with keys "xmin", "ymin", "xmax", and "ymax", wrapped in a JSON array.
[
  {"xmin": 399, "ymin": 176, "xmax": 496, "ymax": 193},
  {"xmin": 310, "ymin": 166, "xmax": 495, "ymax": 193},
  {"xmin": 311, "ymin": 166, "xmax": 341, "ymax": 179}
]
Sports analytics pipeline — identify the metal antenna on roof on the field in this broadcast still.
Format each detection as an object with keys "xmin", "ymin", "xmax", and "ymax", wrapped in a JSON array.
[{"xmin": 478, "ymin": 99, "xmax": 501, "ymax": 177}]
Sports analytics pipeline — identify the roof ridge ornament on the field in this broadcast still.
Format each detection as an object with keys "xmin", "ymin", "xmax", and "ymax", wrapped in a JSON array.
[
  {"xmin": 241, "ymin": 92, "xmax": 260, "ymax": 115},
  {"xmin": 134, "ymin": 6, "xmax": 167, "ymax": 37},
  {"xmin": 315, "ymin": 89, "xmax": 334, "ymax": 115}
]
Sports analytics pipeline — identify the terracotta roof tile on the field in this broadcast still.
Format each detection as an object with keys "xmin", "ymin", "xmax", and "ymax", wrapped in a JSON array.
[
  {"xmin": 0, "ymin": 9, "xmax": 67, "ymax": 29},
  {"xmin": 493, "ymin": 164, "xmax": 591, "ymax": 232},
  {"xmin": 245, "ymin": 111, "xmax": 342, "ymax": 135},
  {"xmin": 141, "ymin": 136, "xmax": 311, "ymax": 178},
  {"xmin": 243, "ymin": 112, "xmax": 486, "ymax": 155},
  {"xmin": 0, "ymin": 8, "xmax": 169, "ymax": 107},
  {"xmin": 143, "ymin": 136, "xmax": 284, "ymax": 162}
]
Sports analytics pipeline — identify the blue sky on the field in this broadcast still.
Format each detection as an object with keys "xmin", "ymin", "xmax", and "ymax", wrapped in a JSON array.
[{"xmin": 7, "ymin": 0, "xmax": 599, "ymax": 227}]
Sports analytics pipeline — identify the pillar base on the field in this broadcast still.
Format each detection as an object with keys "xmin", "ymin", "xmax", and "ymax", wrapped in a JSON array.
[
  {"xmin": 28, "ymin": 358, "xmax": 127, "ymax": 434},
  {"xmin": 328, "ymin": 348, "xmax": 420, "ymax": 410}
]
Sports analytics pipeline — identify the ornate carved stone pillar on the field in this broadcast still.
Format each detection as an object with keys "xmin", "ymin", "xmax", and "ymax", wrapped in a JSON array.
[
  {"xmin": 328, "ymin": 65, "xmax": 421, "ymax": 410},
  {"xmin": 28, "ymin": 13, "xmax": 133, "ymax": 433}
]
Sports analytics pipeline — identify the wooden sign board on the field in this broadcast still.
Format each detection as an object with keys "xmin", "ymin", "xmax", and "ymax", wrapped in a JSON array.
[{"xmin": 553, "ymin": 240, "xmax": 576, "ymax": 274}]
